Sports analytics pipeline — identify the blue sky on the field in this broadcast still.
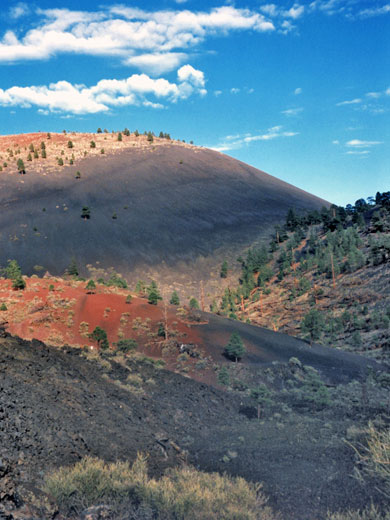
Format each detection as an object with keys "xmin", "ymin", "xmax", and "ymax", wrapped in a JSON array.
[{"xmin": 0, "ymin": 0, "xmax": 388, "ymax": 205}]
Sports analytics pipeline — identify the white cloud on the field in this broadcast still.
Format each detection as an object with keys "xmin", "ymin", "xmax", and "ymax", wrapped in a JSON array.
[
  {"xmin": 365, "ymin": 86, "xmax": 390, "ymax": 99},
  {"xmin": 282, "ymin": 107, "xmax": 303, "ymax": 116},
  {"xmin": 309, "ymin": 0, "xmax": 346, "ymax": 15},
  {"xmin": 125, "ymin": 53, "xmax": 188, "ymax": 75},
  {"xmin": 346, "ymin": 139, "xmax": 383, "ymax": 148},
  {"xmin": 294, "ymin": 87, "xmax": 302, "ymax": 95},
  {"xmin": 358, "ymin": 4, "xmax": 390, "ymax": 18},
  {"xmin": 0, "ymin": 65, "xmax": 207, "ymax": 114},
  {"xmin": 260, "ymin": 4, "xmax": 279, "ymax": 17},
  {"xmin": 214, "ymin": 90, "xmax": 222, "ymax": 96},
  {"xmin": 332, "ymin": 140, "xmax": 340, "ymax": 145},
  {"xmin": 9, "ymin": 2, "xmax": 30, "ymax": 19},
  {"xmin": 230, "ymin": 88, "xmax": 240, "ymax": 94},
  {"xmin": 346, "ymin": 150, "xmax": 370, "ymax": 155},
  {"xmin": 283, "ymin": 4, "xmax": 305, "ymax": 19},
  {"xmin": 280, "ymin": 20, "xmax": 296, "ymax": 33},
  {"xmin": 209, "ymin": 126, "xmax": 299, "ymax": 151},
  {"xmin": 0, "ymin": 5, "xmax": 275, "ymax": 69},
  {"xmin": 336, "ymin": 98, "xmax": 362, "ymax": 106}
]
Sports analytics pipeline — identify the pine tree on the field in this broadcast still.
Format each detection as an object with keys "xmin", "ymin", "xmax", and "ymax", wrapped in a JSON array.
[
  {"xmin": 67, "ymin": 257, "xmax": 79, "ymax": 277},
  {"xmin": 86, "ymin": 280, "xmax": 96, "ymax": 294},
  {"xmin": 89, "ymin": 326, "xmax": 109, "ymax": 350},
  {"xmin": 224, "ymin": 332, "xmax": 246, "ymax": 362},
  {"xmin": 170, "ymin": 290, "xmax": 180, "ymax": 305},
  {"xmin": 17, "ymin": 158, "xmax": 25, "ymax": 173},
  {"xmin": 220, "ymin": 260, "xmax": 228, "ymax": 278},
  {"xmin": 147, "ymin": 280, "xmax": 162, "ymax": 305},
  {"xmin": 189, "ymin": 297, "xmax": 199, "ymax": 310}
]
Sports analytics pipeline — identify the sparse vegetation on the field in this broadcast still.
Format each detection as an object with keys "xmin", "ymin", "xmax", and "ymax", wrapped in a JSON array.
[{"xmin": 44, "ymin": 454, "xmax": 273, "ymax": 519}]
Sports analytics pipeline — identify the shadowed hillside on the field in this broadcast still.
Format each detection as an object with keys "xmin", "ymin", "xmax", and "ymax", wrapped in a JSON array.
[{"xmin": 0, "ymin": 133, "xmax": 328, "ymax": 297}]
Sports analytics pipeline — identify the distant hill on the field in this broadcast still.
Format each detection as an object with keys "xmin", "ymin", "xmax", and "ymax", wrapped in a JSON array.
[{"xmin": 0, "ymin": 132, "xmax": 328, "ymax": 298}]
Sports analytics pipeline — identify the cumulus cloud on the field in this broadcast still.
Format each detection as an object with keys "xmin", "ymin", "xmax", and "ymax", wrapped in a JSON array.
[
  {"xmin": 283, "ymin": 4, "xmax": 305, "ymax": 19},
  {"xmin": 294, "ymin": 87, "xmax": 302, "ymax": 95},
  {"xmin": 0, "ymin": 65, "xmax": 207, "ymax": 114},
  {"xmin": 125, "ymin": 53, "xmax": 188, "ymax": 75},
  {"xmin": 0, "ymin": 5, "xmax": 275, "ymax": 69}
]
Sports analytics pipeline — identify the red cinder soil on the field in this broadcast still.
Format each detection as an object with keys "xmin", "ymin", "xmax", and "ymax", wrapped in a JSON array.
[{"xmin": 0, "ymin": 276, "xmax": 215, "ymax": 383}]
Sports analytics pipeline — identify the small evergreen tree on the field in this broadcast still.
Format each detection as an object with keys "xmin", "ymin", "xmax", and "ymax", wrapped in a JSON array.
[
  {"xmin": 75, "ymin": 171, "xmax": 81, "ymax": 179},
  {"xmin": 67, "ymin": 258, "xmax": 79, "ymax": 277},
  {"xmin": 220, "ymin": 260, "xmax": 228, "ymax": 278},
  {"xmin": 97, "ymin": 128, "xmax": 102, "ymax": 133},
  {"xmin": 17, "ymin": 158, "xmax": 25, "ymax": 173},
  {"xmin": 89, "ymin": 326, "xmax": 109, "ymax": 350},
  {"xmin": 217, "ymin": 366, "xmax": 230, "ymax": 385},
  {"xmin": 81, "ymin": 206, "xmax": 91, "ymax": 219},
  {"xmin": 301, "ymin": 309, "xmax": 325, "ymax": 344},
  {"xmin": 67, "ymin": 140, "xmax": 73, "ymax": 148},
  {"xmin": 224, "ymin": 332, "xmax": 246, "ymax": 362},
  {"xmin": 115, "ymin": 338, "xmax": 137, "ymax": 353},
  {"xmin": 27, "ymin": 153, "xmax": 32, "ymax": 161},
  {"xmin": 12, "ymin": 276, "xmax": 26, "ymax": 290},
  {"xmin": 170, "ymin": 290, "xmax": 180, "ymax": 305},
  {"xmin": 147, "ymin": 281, "xmax": 162, "ymax": 305},
  {"xmin": 189, "ymin": 297, "xmax": 199, "ymax": 310},
  {"xmin": 117, "ymin": 132, "xmax": 122, "ymax": 142},
  {"xmin": 125, "ymin": 294, "xmax": 132, "ymax": 304},
  {"xmin": 147, "ymin": 131, "xmax": 154, "ymax": 143},
  {"xmin": 86, "ymin": 280, "xmax": 96, "ymax": 293},
  {"xmin": 90, "ymin": 141, "xmax": 96, "ymax": 148},
  {"xmin": 0, "ymin": 303, "xmax": 7, "ymax": 311}
]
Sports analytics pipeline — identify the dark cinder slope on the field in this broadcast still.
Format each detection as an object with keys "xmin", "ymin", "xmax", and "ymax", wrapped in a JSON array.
[
  {"xmin": 0, "ymin": 331, "xmax": 382, "ymax": 520},
  {"xmin": 0, "ymin": 145, "xmax": 327, "ymax": 287}
]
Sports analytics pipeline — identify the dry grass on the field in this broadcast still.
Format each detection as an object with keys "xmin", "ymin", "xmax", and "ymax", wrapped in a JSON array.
[
  {"xmin": 352, "ymin": 423, "xmax": 390, "ymax": 498},
  {"xmin": 328, "ymin": 505, "xmax": 390, "ymax": 520},
  {"xmin": 44, "ymin": 454, "xmax": 277, "ymax": 519}
]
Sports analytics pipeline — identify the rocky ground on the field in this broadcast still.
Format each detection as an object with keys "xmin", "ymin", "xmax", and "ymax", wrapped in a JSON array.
[{"xmin": 0, "ymin": 327, "xmax": 388, "ymax": 519}]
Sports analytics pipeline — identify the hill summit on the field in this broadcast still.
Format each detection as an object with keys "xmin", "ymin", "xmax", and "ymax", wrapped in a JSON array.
[{"xmin": 0, "ymin": 131, "xmax": 328, "ymax": 297}]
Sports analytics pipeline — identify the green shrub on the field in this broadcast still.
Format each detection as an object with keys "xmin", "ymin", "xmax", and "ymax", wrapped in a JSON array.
[
  {"xmin": 44, "ymin": 454, "xmax": 275, "ymax": 519},
  {"xmin": 217, "ymin": 366, "xmax": 230, "ymax": 386},
  {"xmin": 115, "ymin": 339, "xmax": 137, "ymax": 353}
]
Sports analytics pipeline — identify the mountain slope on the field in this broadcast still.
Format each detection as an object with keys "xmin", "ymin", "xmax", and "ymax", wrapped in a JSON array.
[{"xmin": 0, "ymin": 133, "xmax": 328, "ymax": 296}]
